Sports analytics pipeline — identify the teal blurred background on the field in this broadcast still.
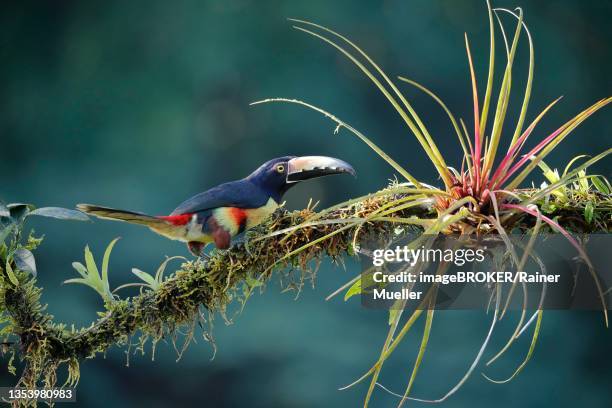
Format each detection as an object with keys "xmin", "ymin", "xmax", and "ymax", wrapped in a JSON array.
[{"xmin": 1, "ymin": 0, "xmax": 610, "ymax": 406}]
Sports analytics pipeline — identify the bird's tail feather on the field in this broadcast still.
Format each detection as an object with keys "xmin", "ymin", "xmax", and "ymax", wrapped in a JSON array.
[{"xmin": 77, "ymin": 204, "xmax": 167, "ymax": 227}]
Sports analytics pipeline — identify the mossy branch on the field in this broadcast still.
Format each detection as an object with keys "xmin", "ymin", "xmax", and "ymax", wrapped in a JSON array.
[
  {"xmin": 1, "ymin": 185, "xmax": 609, "ymax": 399},
  {"xmin": 2, "ymin": 189, "xmax": 421, "ymax": 391}
]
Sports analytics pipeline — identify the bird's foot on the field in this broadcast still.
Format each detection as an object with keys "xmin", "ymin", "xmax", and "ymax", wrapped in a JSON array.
[{"xmin": 187, "ymin": 241, "xmax": 210, "ymax": 260}]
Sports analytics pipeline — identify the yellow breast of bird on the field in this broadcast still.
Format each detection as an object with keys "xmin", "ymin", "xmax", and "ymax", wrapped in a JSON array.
[
  {"xmin": 244, "ymin": 198, "xmax": 279, "ymax": 229},
  {"xmin": 213, "ymin": 198, "xmax": 279, "ymax": 237}
]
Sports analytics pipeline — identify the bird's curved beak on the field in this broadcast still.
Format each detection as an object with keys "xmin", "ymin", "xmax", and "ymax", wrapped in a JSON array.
[{"xmin": 286, "ymin": 156, "xmax": 356, "ymax": 183}]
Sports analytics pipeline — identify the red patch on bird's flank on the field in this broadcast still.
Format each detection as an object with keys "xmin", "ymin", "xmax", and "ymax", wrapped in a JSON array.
[
  {"xmin": 158, "ymin": 213, "xmax": 193, "ymax": 226},
  {"xmin": 229, "ymin": 207, "xmax": 247, "ymax": 227}
]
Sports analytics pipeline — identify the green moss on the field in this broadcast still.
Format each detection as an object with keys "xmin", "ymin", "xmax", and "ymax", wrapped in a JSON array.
[{"xmin": 0, "ymin": 184, "xmax": 609, "ymax": 400}]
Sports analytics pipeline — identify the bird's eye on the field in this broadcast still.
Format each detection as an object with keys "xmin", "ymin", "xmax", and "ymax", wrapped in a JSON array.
[{"xmin": 276, "ymin": 164, "xmax": 285, "ymax": 173}]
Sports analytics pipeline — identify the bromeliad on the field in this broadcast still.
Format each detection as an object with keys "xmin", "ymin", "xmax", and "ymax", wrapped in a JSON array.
[{"xmin": 78, "ymin": 156, "xmax": 355, "ymax": 255}]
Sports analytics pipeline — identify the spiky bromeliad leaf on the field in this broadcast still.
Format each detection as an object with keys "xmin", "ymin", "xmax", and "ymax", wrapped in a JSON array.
[
  {"xmin": 253, "ymin": 2, "xmax": 610, "ymax": 405},
  {"xmin": 503, "ymin": 203, "xmax": 608, "ymax": 326},
  {"xmin": 591, "ymin": 176, "xmax": 610, "ymax": 195},
  {"xmin": 289, "ymin": 20, "xmax": 452, "ymax": 186}
]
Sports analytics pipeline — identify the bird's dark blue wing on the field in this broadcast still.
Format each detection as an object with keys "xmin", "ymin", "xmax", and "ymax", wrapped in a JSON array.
[{"xmin": 170, "ymin": 180, "xmax": 269, "ymax": 215}]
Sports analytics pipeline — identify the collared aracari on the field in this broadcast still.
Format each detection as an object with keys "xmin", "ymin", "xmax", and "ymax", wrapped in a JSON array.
[{"xmin": 77, "ymin": 156, "xmax": 355, "ymax": 255}]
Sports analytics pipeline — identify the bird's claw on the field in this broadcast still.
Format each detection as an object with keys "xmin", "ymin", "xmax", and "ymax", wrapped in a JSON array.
[{"xmin": 187, "ymin": 241, "xmax": 208, "ymax": 258}]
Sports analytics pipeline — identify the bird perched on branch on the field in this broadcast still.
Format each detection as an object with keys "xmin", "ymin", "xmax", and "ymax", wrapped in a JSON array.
[{"xmin": 78, "ymin": 156, "xmax": 355, "ymax": 255}]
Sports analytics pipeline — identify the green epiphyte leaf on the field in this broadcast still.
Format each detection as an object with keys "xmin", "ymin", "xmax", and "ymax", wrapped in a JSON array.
[
  {"xmin": 4, "ymin": 260, "xmax": 19, "ymax": 286},
  {"xmin": 29, "ymin": 207, "xmax": 90, "ymax": 221},
  {"xmin": 592, "ymin": 176, "xmax": 610, "ymax": 195},
  {"xmin": 388, "ymin": 308, "xmax": 401, "ymax": 326},
  {"xmin": 0, "ymin": 202, "xmax": 9, "ymax": 218},
  {"xmin": 8, "ymin": 203, "xmax": 35, "ymax": 222},
  {"xmin": 13, "ymin": 248, "xmax": 37, "ymax": 277},
  {"xmin": 66, "ymin": 241, "xmax": 117, "ymax": 303},
  {"xmin": 131, "ymin": 268, "xmax": 157, "ymax": 288},
  {"xmin": 72, "ymin": 262, "xmax": 89, "ymax": 279},
  {"xmin": 344, "ymin": 279, "xmax": 362, "ymax": 301},
  {"xmin": 584, "ymin": 202, "xmax": 594, "ymax": 224},
  {"xmin": 101, "ymin": 238, "xmax": 120, "ymax": 290},
  {"xmin": 0, "ymin": 223, "xmax": 14, "ymax": 245}
]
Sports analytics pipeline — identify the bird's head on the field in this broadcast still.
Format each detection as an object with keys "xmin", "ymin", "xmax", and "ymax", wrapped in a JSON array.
[{"xmin": 247, "ymin": 155, "xmax": 356, "ymax": 203}]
